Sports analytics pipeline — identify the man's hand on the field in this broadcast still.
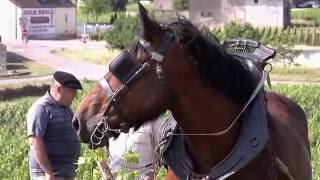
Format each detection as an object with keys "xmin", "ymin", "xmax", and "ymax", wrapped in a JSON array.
[{"xmin": 29, "ymin": 136, "xmax": 54, "ymax": 177}]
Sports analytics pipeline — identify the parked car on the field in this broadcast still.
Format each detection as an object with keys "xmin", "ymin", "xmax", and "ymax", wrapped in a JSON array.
[
  {"xmin": 310, "ymin": 1, "xmax": 320, "ymax": 8},
  {"xmin": 297, "ymin": 1, "xmax": 320, "ymax": 8}
]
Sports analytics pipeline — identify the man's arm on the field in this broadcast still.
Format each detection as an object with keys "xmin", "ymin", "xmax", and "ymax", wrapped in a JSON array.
[{"xmin": 28, "ymin": 136, "xmax": 55, "ymax": 178}]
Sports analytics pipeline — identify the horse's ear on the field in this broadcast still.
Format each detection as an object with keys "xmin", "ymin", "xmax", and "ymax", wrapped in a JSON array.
[{"xmin": 138, "ymin": 2, "xmax": 158, "ymax": 42}]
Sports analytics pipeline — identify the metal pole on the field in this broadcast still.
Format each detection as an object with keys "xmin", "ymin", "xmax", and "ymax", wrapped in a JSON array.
[{"xmin": 15, "ymin": 0, "xmax": 17, "ymax": 39}]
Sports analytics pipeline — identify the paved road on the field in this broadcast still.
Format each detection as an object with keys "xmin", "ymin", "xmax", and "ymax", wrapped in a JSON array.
[{"xmin": 1, "ymin": 39, "xmax": 108, "ymax": 85}]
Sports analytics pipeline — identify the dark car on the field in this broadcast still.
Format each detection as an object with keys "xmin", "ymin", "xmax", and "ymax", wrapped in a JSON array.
[{"xmin": 297, "ymin": 1, "xmax": 320, "ymax": 8}]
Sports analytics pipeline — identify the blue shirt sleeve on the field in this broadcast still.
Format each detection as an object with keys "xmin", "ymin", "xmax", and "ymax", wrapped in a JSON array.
[{"xmin": 27, "ymin": 104, "xmax": 49, "ymax": 138}]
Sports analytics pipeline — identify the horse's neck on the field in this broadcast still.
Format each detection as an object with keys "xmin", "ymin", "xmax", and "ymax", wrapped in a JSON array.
[{"xmin": 171, "ymin": 83, "xmax": 242, "ymax": 173}]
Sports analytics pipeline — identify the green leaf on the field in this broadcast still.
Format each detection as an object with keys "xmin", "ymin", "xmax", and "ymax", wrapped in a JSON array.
[{"xmin": 122, "ymin": 150, "xmax": 140, "ymax": 164}]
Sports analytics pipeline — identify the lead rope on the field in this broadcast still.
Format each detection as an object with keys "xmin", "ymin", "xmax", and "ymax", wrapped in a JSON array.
[{"xmin": 168, "ymin": 67, "xmax": 271, "ymax": 136}]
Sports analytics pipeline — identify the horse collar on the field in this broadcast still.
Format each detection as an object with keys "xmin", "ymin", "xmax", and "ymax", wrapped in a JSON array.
[{"xmin": 160, "ymin": 89, "xmax": 270, "ymax": 179}]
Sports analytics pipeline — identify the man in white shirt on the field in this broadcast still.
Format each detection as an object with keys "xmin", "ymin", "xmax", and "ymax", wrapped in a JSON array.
[{"xmin": 108, "ymin": 116, "xmax": 165, "ymax": 180}]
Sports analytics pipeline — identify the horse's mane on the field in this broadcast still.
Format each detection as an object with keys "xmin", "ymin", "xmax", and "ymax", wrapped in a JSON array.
[{"xmin": 159, "ymin": 17, "xmax": 257, "ymax": 106}]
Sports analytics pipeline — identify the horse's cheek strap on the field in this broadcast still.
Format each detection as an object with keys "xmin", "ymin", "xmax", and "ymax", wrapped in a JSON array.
[{"xmin": 156, "ymin": 63, "xmax": 173, "ymax": 109}]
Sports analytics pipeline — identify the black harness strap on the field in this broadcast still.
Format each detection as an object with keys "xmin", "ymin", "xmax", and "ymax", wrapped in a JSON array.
[
  {"xmin": 139, "ymin": 32, "xmax": 174, "ymax": 108},
  {"xmin": 92, "ymin": 32, "xmax": 174, "ymax": 143}
]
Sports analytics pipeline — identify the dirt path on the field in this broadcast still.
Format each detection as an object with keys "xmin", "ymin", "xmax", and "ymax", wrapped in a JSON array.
[{"xmin": 1, "ymin": 39, "xmax": 108, "ymax": 86}]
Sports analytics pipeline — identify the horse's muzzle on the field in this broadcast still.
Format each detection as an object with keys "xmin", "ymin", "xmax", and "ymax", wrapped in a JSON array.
[{"xmin": 72, "ymin": 116, "xmax": 90, "ymax": 143}]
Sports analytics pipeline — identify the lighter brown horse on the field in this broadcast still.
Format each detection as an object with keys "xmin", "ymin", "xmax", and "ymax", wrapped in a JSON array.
[{"xmin": 72, "ymin": 3, "xmax": 312, "ymax": 180}]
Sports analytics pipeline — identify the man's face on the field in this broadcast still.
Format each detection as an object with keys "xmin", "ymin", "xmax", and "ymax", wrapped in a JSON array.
[{"xmin": 59, "ymin": 86, "xmax": 77, "ymax": 106}]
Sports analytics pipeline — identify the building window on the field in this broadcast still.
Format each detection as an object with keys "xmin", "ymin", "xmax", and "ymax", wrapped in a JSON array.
[
  {"xmin": 201, "ymin": 12, "xmax": 214, "ymax": 17},
  {"xmin": 65, "ymin": 14, "xmax": 68, "ymax": 23},
  {"xmin": 254, "ymin": 0, "xmax": 259, "ymax": 3}
]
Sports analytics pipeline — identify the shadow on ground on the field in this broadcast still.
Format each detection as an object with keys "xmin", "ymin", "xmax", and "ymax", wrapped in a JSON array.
[
  {"xmin": 0, "ymin": 52, "xmax": 33, "ymax": 77},
  {"xmin": 7, "ymin": 51, "xmax": 32, "ymax": 63}
]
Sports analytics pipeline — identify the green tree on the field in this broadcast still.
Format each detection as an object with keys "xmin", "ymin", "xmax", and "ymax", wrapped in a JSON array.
[
  {"xmin": 104, "ymin": 13, "xmax": 138, "ymax": 49},
  {"xmin": 173, "ymin": 0, "xmax": 189, "ymax": 10},
  {"xmin": 112, "ymin": 0, "xmax": 128, "ymax": 11},
  {"xmin": 217, "ymin": 21, "xmax": 261, "ymax": 40},
  {"xmin": 81, "ymin": 0, "xmax": 113, "ymax": 23}
]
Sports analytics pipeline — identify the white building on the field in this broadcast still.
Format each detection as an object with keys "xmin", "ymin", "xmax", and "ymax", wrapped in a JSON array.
[
  {"xmin": 153, "ymin": 0, "xmax": 174, "ymax": 10},
  {"xmin": 189, "ymin": 0, "xmax": 291, "ymax": 28},
  {"xmin": 0, "ymin": 0, "xmax": 76, "ymax": 40},
  {"xmin": 153, "ymin": 0, "xmax": 189, "ymax": 21}
]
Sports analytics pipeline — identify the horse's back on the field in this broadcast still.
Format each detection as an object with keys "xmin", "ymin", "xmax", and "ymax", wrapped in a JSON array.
[{"xmin": 266, "ymin": 92, "xmax": 312, "ymax": 180}]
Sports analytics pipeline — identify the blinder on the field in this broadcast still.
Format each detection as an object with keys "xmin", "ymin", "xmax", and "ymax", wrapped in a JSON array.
[
  {"xmin": 91, "ymin": 32, "xmax": 174, "ymax": 146},
  {"xmin": 109, "ymin": 51, "xmax": 143, "ymax": 84}
]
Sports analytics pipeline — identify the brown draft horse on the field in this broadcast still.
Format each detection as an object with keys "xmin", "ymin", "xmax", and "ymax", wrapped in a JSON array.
[{"xmin": 72, "ymin": 3, "xmax": 312, "ymax": 180}]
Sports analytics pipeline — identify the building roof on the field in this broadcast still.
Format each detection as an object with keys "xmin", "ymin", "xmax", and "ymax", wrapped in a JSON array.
[{"xmin": 9, "ymin": 0, "xmax": 76, "ymax": 8}]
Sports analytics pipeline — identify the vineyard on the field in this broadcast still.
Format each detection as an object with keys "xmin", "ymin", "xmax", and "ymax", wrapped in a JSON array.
[
  {"xmin": 1, "ymin": 82, "xmax": 320, "ymax": 179},
  {"xmin": 213, "ymin": 22, "xmax": 320, "ymax": 46}
]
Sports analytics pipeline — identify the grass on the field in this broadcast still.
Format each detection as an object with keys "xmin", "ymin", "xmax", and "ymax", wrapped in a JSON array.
[
  {"xmin": 291, "ymin": 8, "xmax": 320, "ymax": 26},
  {"xmin": 272, "ymin": 84, "xmax": 320, "ymax": 179},
  {"xmin": 0, "ymin": 60, "xmax": 55, "ymax": 80},
  {"xmin": 126, "ymin": 2, "xmax": 154, "ymax": 12},
  {"xmin": 77, "ymin": 11, "xmax": 113, "ymax": 24},
  {"xmin": 292, "ymin": 8, "xmax": 320, "ymax": 21},
  {"xmin": 50, "ymin": 48, "xmax": 121, "ymax": 65},
  {"xmin": 0, "ymin": 83, "xmax": 320, "ymax": 179},
  {"xmin": 77, "ymin": 1, "xmax": 153, "ymax": 24},
  {"xmin": 270, "ymin": 66, "xmax": 320, "ymax": 82}
]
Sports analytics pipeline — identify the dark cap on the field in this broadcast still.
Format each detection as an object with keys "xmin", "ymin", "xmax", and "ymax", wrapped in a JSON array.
[{"xmin": 53, "ymin": 71, "xmax": 82, "ymax": 89}]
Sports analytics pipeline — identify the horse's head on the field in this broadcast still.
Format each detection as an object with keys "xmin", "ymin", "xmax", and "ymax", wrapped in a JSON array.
[
  {"xmin": 73, "ymin": 2, "xmax": 259, "ymax": 149},
  {"xmin": 73, "ymin": 3, "xmax": 181, "ymax": 148}
]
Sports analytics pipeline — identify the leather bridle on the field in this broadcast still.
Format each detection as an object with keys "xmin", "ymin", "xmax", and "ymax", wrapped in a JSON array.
[{"xmin": 90, "ymin": 32, "xmax": 174, "ymax": 145}]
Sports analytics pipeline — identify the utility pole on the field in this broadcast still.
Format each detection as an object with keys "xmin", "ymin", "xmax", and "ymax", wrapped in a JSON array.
[
  {"xmin": 75, "ymin": 0, "xmax": 77, "ymax": 38},
  {"xmin": 15, "ymin": 0, "xmax": 17, "ymax": 39}
]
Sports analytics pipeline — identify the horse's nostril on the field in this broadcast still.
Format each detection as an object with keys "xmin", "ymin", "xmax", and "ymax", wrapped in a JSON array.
[{"xmin": 72, "ymin": 118, "xmax": 80, "ymax": 131}]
